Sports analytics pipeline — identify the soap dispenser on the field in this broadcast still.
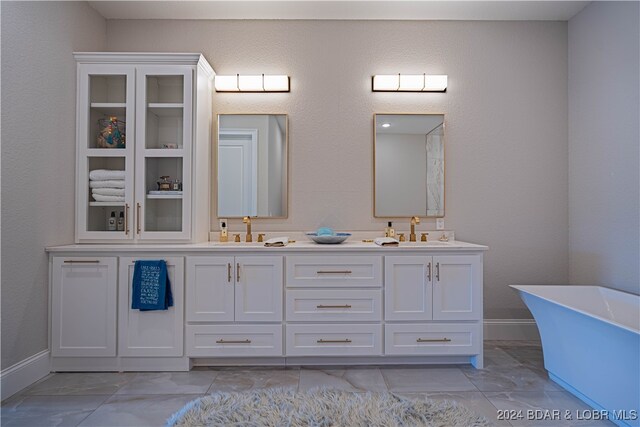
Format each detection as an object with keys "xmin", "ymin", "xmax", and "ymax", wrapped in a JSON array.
[
  {"xmin": 220, "ymin": 220, "xmax": 228, "ymax": 242},
  {"xmin": 117, "ymin": 211, "xmax": 125, "ymax": 231},
  {"xmin": 385, "ymin": 222, "xmax": 395, "ymax": 238},
  {"xmin": 107, "ymin": 211, "xmax": 117, "ymax": 231}
]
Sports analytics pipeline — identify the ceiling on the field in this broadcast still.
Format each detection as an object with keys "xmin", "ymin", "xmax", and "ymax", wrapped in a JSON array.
[{"xmin": 88, "ymin": 1, "xmax": 590, "ymax": 21}]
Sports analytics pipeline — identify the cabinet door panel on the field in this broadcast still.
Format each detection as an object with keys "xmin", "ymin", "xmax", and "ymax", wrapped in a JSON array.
[
  {"xmin": 52, "ymin": 257, "xmax": 117, "ymax": 357},
  {"xmin": 432, "ymin": 255, "xmax": 482, "ymax": 320},
  {"xmin": 385, "ymin": 256, "xmax": 432, "ymax": 321},
  {"xmin": 186, "ymin": 256, "xmax": 234, "ymax": 322},
  {"xmin": 135, "ymin": 66, "xmax": 193, "ymax": 241},
  {"xmin": 119, "ymin": 256, "xmax": 184, "ymax": 356},
  {"xmin": 76, "ymin": 64, "xmax": 135, "ymax": 242},
  {"xmin": 235, "ymin": 256, "xmax": 283, "ymax": 322}
]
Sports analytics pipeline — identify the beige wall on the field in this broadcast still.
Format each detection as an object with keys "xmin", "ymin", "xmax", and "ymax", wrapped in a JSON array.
[
  {"xmin": 1, "ymin": 1, "xmax": 107, "ymax": 369},
  {"xmin": 108, "ymin": 19, "xmax": 569, "ymax": 319},
  {"xmin": 568, "ymin": 2, "xmax": 640, "ymax": 294}
]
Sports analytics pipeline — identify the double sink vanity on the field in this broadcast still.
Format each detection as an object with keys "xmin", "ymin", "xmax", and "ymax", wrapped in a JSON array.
[
  {"xmin": 47, "ymin": 52, "xmax": 487, "ymax": 374},
  {"xmin": 47, "ymin": 238, "xmax": 487, "ymax": 371}
]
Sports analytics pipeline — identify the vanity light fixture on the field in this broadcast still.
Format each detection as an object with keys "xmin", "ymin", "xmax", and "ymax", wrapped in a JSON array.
[
  {"xmin": 381, "ymin": 123, "xmax": 391, "ymax": 128},
  {"xmin": 372, "ymin": 74, "xmax": 448, "ymax": 92},
  {"xmin": 215, "ymin": 74, "xmax": 290, "ymax": 92}
]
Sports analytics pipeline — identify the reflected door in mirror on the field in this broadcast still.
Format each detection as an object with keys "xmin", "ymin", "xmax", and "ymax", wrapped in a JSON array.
[
  {"xmin": 217, "ymin": 115, "xmax": 288, "ymax": 218},
  {"xmin": 218, "ymin": 130, "xmax": 257, "ymax": 217}
]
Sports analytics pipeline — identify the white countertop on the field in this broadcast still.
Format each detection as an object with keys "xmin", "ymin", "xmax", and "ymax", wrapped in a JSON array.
[{"xmin": 46, "ymin": 239, "xmax": 488, "ymax": 253}]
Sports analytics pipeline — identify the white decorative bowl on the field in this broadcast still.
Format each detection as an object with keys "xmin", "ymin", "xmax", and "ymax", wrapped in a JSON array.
[{"xmin": 305, "ymin": 232, "xmax": 352, "ymax": 244}]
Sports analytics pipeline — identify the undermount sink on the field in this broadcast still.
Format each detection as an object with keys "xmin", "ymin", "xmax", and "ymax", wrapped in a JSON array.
[
  {"xmin": 209, "ymin": 241, "xmax": 267, "ymax": 247},
  {"xmin": 397, "ymin": 241, "xmax": 451, "ymax": 247}
]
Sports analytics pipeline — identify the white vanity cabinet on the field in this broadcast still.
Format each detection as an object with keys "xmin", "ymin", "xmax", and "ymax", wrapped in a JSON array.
[
  {"xmin": 385, "ymin": 255, "xmax": 482, "ymax": 321},
  {"xmin": 48, "ymin": 242, "xmax": 486, "ymax": 370},
  {"xmin": 186, "ymin": 256, "xmax": 283, "ymax": 322},
  {"xmin": 74, "ymin": 53, "xmax": 213, "ymax": 243},
  {"xmin": 118, "ymin": 256, "xmax": 184, "ymax": 357},
  {"xmin": 51, "ymin": 257, "xmax": 117, "ymax": 357},
  {"xmin": 384, "ymin": 254, "xmax": 483, "ymax": 365},
  {"xmin": 185, "ymin": 256, "xmax": 284, "ymax": 357}
]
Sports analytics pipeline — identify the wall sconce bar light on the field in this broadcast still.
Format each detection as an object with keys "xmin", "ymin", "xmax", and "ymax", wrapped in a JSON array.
[
  {"xmin": 372, "ymin": 74, "xmax": 447, "ymax": 92},
  {"xmin": 215, "ymin": 74, "xmax": 290, "ymax": 92}
]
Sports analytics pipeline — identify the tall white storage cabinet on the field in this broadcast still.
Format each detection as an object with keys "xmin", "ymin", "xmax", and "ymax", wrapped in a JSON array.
[{"xmin": 74, "ymin": 53, "xmax": 213, "ymax": 243}]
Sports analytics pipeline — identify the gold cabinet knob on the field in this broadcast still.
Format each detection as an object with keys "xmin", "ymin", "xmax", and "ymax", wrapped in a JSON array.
[
  {"xmin": 234, "ymin": 234, "xmax": 241, "ymax": 242},
  {"xmin": 421, "ymin": 232, "xmax": 429, "ymax": 242},
  {"xmin": 258, "ymin": 233, "xmax": 265, "ymax": 243}
]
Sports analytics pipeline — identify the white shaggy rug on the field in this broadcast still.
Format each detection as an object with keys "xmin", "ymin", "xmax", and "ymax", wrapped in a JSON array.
[{"xmin": 167, "ymin": 388, "xmax": 492, "ymax": 427}]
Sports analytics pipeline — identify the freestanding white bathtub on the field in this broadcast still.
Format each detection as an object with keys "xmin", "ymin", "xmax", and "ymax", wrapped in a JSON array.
[{"xmin": 512, "ymin": 285, "xmax": 640, "ymax": 427}]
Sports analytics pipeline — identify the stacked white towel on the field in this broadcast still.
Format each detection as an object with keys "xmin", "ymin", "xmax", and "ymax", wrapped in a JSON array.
[{"xmin": 89, "ymin": 169, "xmax": 125, "ymax": 202}]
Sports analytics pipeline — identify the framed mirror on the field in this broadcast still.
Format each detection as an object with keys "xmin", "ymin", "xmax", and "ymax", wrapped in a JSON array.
[
  {"xmin": 374, "ymin": 114, "xmax": 445, "ymax": 217},
  {"xmin": 217, "ymin": 114, "xmax": 288, "ymax": 218}
]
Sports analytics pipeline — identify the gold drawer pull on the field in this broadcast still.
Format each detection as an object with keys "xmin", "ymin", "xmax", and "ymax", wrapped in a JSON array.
[
  {"xmin": 317, "ymin": 270, "xmax": 352, "ymax": 274},
  {"xmin": 216, "ymin": 339, "xmax": 252, "ymax": 344},
  {"xmin": 417, "ymin": 338, "xmax": 451, "ymax": 343},
  {"xmin": 317, "ymin": 339, "xmax": 352, "ymax": 343},
  {"xmin": 317, "ymin": 304, "xmax": 352, "ymax": 309},
  {"xmin": 63, "ymin": 260, "xmax": 100, "ymax": 264}
]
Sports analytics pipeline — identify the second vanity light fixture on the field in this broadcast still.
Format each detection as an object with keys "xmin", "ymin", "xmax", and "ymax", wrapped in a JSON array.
[
  {"xmin": 372, "ymin": 74, "xmax": 448, "ymax": 92},
  {"xmin": 215, "ymin": 74, "xmax": 290, "ymax": 92}
]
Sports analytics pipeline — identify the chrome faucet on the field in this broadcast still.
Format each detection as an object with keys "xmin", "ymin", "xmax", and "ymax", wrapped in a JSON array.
[
  {"xmin": 409, "ymin": 216, "xmax": 420, "ymax": 242},
  {"xmin": 243, "ymin": 216, "xmax": 253, "ymax": 242}
]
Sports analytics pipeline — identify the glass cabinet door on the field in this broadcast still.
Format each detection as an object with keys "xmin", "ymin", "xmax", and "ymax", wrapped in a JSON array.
[
  {"xmin": 77, "ymin": 65, "xmax": 135, "ymax": 240},
  {"xmin": 135, "ymin": 67, "xmax": 192, "ymax": 240}
]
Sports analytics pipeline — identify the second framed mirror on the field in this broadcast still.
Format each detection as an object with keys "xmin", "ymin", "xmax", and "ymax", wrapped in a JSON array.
[
  {"xmin": 374, "ymin": 114, "xmax": 445, "ymax": 217},
  {"xmin": 217, "ymin": 114, "xmax": 288, "ymax": 218}
]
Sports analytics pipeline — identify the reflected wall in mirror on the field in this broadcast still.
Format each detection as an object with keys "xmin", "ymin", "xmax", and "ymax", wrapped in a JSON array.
[
  {"xmin": 374, "ymin": 114, "xmax": 444, "ymax": 217},
  {"xmin": 217, "ymin": 114, "xmax": 288, "ymax": 218}
]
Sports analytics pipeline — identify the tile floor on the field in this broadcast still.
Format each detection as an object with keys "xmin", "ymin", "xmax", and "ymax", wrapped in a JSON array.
[{"xmin": 1, "ymin": 341, "xmax": 614, "ymax": 426}]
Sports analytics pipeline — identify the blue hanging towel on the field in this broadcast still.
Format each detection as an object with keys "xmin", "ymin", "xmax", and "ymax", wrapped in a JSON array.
[{"xmin": 131, "ymin": 260, "xmax": 173, "ymax": 311}]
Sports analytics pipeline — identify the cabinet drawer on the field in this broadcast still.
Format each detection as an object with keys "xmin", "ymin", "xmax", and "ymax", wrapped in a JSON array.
[
  {"xmin": 286, "ymin": 290, "xmax": 382, "ymax": 322},
  {"xmin": 186, "ymin": 324, "xmax": 282, "ymax": 357},
  {"xmin": 286, "ymin": 256, "xmax": 382, "ymax": 288},
  {"xmin": 384, "ymin": 323, "xmax": 481, "ymax": 356},
  {"xmin": 286, "ymin": 324, "xmax": 382, "ymax": 356}
]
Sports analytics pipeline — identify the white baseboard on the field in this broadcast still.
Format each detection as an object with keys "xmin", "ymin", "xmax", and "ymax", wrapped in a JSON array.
[
  {"xmin": 484, "ymin": 319, "xmax": 541, "ymax": 341},
  {"xmin": 1, "ymin": 350, "xmax": 51, "ymax": 401}
]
